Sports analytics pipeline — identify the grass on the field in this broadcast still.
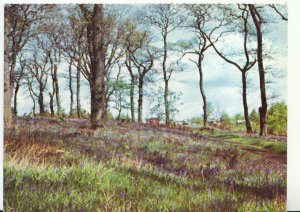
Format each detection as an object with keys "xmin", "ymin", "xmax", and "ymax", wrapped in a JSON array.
[{"xmin": 4, "ymin": 117, "xmax": 287, "ymax": 211}]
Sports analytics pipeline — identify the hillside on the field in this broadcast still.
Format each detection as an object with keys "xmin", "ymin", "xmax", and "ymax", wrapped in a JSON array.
[{"xmin": 4, "ymin": 117, "xmax": 287, "ymax": 211}]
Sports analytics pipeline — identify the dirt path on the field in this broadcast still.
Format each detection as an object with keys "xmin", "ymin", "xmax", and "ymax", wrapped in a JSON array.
[{"xmin": 121, "ymin": 123, "xmax": 287, "ymax": 164}]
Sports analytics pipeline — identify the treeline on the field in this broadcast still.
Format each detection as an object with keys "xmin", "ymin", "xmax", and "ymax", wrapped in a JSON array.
[{"xmin": 4, "ymin": 4, "xmax": 287, "ymax": 135}]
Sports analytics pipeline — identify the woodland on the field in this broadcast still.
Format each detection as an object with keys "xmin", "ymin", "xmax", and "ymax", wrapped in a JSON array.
[{"xmin": 4, "ymin": 4, "xmax": 287, "ymax": 211}]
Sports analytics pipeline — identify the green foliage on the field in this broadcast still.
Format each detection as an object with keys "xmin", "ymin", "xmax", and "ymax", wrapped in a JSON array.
[
  {"xmin": 250, "ymin": 109, "xmax": 260, "ymax": 133},
  {"xmin": 147, "ymin": 87, "xmax": 182, "ymax": 120},
  {"xmin": 267, "ymin": 103, "xmax": 287, "ymax": 135},
  {"xmin": 219, "ymin": 113, "xmax": 233, "ymax": 130},
  {"xmin": 190, "ymin": 116, "xmax": 203, "ymax": 125}
]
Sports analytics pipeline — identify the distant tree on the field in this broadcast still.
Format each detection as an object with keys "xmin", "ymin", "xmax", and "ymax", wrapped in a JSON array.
[
  {"xmin": 112, "ymin": 77, "xmax": 131, "ymax": 120},
  {"xmin": 147, "ymin": 87, "xmax": 182, "ymax": 122},
  {"xmin": 267, "ymin": 102, "xmax": 287, "ymax": 135},
  {"xmin": 27, "ymin": 47, "xmax": 50, "ymax": 115},
  {"xmin": 250, "ymin": 108, "xmax": 259, "ymax": 133}
]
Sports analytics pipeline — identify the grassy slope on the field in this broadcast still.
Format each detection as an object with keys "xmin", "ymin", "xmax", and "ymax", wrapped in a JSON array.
[{"xmin": 4, "ymin": 118, "xmax": 287, "ymax": 211}]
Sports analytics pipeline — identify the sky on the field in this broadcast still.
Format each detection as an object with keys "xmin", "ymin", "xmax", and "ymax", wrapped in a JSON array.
[{"xmin": 14, "ymin": 4, "xmax": 288, "ymax": 122}]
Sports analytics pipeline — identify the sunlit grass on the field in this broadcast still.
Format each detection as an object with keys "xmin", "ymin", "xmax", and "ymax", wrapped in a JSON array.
[{"xmin": 4, "ymin": 117, "xmax": 286, "ymax": 211}]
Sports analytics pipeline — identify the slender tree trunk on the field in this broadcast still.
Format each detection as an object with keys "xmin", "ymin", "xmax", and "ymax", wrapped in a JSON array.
[
  {"xmin": 130, "ymin": 75, "xmax": 135, "ymax": 122},
  {"xmin": 198, "ymin": 57, "xmax": 208, "ymax": 127},
  {"xmin": 10, "ymin": 55, "xmax": 17, "ymax": 100},
  {"xmin": 76, "ymin": 63, "xmax": 81, "ymax": 118},
  {"xmin": 241, "ymin": 71, "xmax": 252, "ymax": 133},
  {"xmin": 49, "ymin": 93, "xmax": 55, "ymax": 117},
  {"xmin": 89, "ymin": 4, "xmax": 106, "ymax": 129},
  {"xmin": 249, "ymin": 5, "xmax": 267, "ymax": 136},
  {"xmin": 162, "ymin": 33, "xmax": 170, "ymax": 124},
  {"xmin": 38, "ymin": 86, "xmax": 45, "ymax": 114},
  {"xmin": 138, "ymin": 78, "xmax": 144, "ymax": 123},
  {"xmin": 53, "ymin": 64, "xmax": 61, "ymax": 116},
  {"xmin": 13, "ymin": 83, "xmax": 20, "ymax": 116},
  {"xmin": 69, "ymin": 61, "xmax": 74, "ymax": 116},
  {"xmin": 4, "ymin": 13, "xmax": 13, "ymax": 127},
  {"xmin": 164, "ymin": 80, "xmax": 170, "ymax": 124}
]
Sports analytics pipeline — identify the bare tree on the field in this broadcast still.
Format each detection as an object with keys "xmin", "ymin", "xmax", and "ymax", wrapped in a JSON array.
[
  {"xmin": 5, "ymin": 5, "xmax": 54, "ymax": 121},
  {"xmin": 205, "ymin": 5, "xmax": 256, "ymax": 133},
  {"xmin": 27, "ymin": 51, "xmax": 50, "ymax": 115},
  {"xmin": 183, "ymin": 4, "xmax": 223, "ymax": 127},
  {"xmin": 13, "ymin": 54, "xmax": 26, "ymax": 116},
  {"xmin": 144, "ymin": 4, "xmax": 184, "ymax": 124},
  {"xmin": 248, "ymin": 4, "xmax": 268, "ymax": 136}
]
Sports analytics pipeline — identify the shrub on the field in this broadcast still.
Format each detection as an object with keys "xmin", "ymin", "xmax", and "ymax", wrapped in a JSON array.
[{"xmin": 267, "ymin": 103, "xmax": 287, "ymax": 135}]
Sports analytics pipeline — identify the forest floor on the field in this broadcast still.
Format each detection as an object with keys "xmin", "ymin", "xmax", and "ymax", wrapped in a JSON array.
[{"xmin": 4, "ymin": 117, "xmax": 287, "ymax": 211}]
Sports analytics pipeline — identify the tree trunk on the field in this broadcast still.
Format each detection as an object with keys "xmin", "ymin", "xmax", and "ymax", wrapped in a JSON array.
[
  {"xmin": 13, "ymin": 83, "xmax": 20, "ymax": 116},
  {"xmin": 69, "ymin": 61, "xmax": 74, "ymax": 116},
  {"xmin": 138, "ymin": 78, "xmax": 144, "ymax": 123},
  {"xmin": 4, "ymin": 12, "xmax": 13, "ymax": 127},
  {"xmin": 164, "ymin": 80, "xmax": 170, "ymax": 124},
  {"xmin": 162, "ymin": 33, "xmax": 170, "ymax": 124},
  {"xmin": 49, "ymin": 93, "xmax": 55, "ymax": 117},
  {"xmin": 241, "ymin": 71, "xmax": 252, "ymax": 133},
  {"xmin": 130, "ymin": 75, "xmax": 135, "ymax": 122},
  {"xmin": 53, "ymin": 64, "xmax": 62, "ymax": 116},
  {"xmin": 198, "ymin": 57, "xmax": 208, "ymax": 127},
  {"xmin": 10, "ymin": 54, "xmax": 17, "ymax": 100},
  {"xmin": 89, "ymin": 4, "xmax": 106, "ymax": 129},
  {"xmin": 76, "ymin": 63, "xmax": 81, "ymax": 118},
  {"xmin": 38, "ymin": 86, "xmax": 45, "ymax": 114},
  {"xmin": 249, "ymin": 5, "xmax": 267, "ymax": 136}
]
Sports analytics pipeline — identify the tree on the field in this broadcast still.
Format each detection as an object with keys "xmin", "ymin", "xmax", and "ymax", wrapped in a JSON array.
[
  {"xmin": 4, "ymin": 7, "xmax": 13, "ymax": 127},
  {"xmin": 249, "ymin": 108, "xmax": 259, "ymax": 133},
  {"xmin": 13, "ymin": 54, "xmax": 26, "ymax": 116},
  {"xmin": 248, "ymin": 4, "xmax": 268, "ymax": 136},
  {"xmin": 147, "ymin": 87, "xmax": 182, "ymax": 121},
  {"xmin": 205, "ymin": 5, "xmax": 256, "ymax": 133},
  {"xmin": 144, "ymin": 4, "xmax": 184, "ymax": 124},
  {"xmin": 80, "ymin": 4, "xmax": 106, "ymax": 128},
  {"xmin": 27, "ymin": 46, "xmax": 50, "ymax": 115},
  {"xmin": 267, "ymin": 102, "xmax": 287, "ymax": 135},
  {"xmin": 5, "ymin": 5, "xmax": 55, "ymax": 122},
  {"xmin": 182, "ymin": 4, "xmax": 222, "ymax": 127}
]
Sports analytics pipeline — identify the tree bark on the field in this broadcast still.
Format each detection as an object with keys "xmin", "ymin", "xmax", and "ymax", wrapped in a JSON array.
[
  {"xmin": 241, "ymin": 71, "xmax": 252, "ymax": 133},
  {"xmin": 38, "ymin": 85, "xmax": 45, "ymax": 114},
  {"xmin": 137, "ymin": 78, "xmax": 144, "ymax": 123},
  {"xmin": 249, "ymin": 4, "xmax": 268, "ymax": 136},
  {"xmin": 13, "ymin": 83, "xmax": 20, "ymax": 116},
  {"xmin": 53, "ymin": 64, "xmax": 62, "ymax": 116},
  {"xmin": 89, "ymin": 4, "xmax": 106, "ymax": 128},
  {"xmin": 198, "ymin": 56, "xmax": 208, "ymax": 127},
  {"xmin": 130, "ymin": 75, "xmax": 135, "ymax": 122},
  {"xmin": 49, "ymin": 93, "xmax": 55, "ymax": 117},
  {"xmin": 4, "ymin": 11, "xmax": 13, "ymax": 127},
  {"xmin": 164, "ymin": 80, "xmax": 170, "ymax": 124},
  {"xmin": 76, "ymin": 62, "xmax": 81, "ymax": 118},
  {"xmin": 68, "ymin": 60, "xmax": 74, "ymax": 116},
  {"xmin": 162, "ymin": 33, "xmax": 170, "ymax": 124}
]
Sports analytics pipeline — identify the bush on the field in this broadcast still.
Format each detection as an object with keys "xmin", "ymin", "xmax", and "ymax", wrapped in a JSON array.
[
  {"xmin": 267, "ymin": 103, "xmax": 287, "ymax": 135},
  {"xmin": 219, "ymin": 113, "xmax": 233, "ymax": 130}
]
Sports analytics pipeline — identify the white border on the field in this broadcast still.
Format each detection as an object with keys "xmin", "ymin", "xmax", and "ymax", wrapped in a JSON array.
[{"xmin": 1, "ymin": 0, "xmax": 299, "ymax": 211}]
